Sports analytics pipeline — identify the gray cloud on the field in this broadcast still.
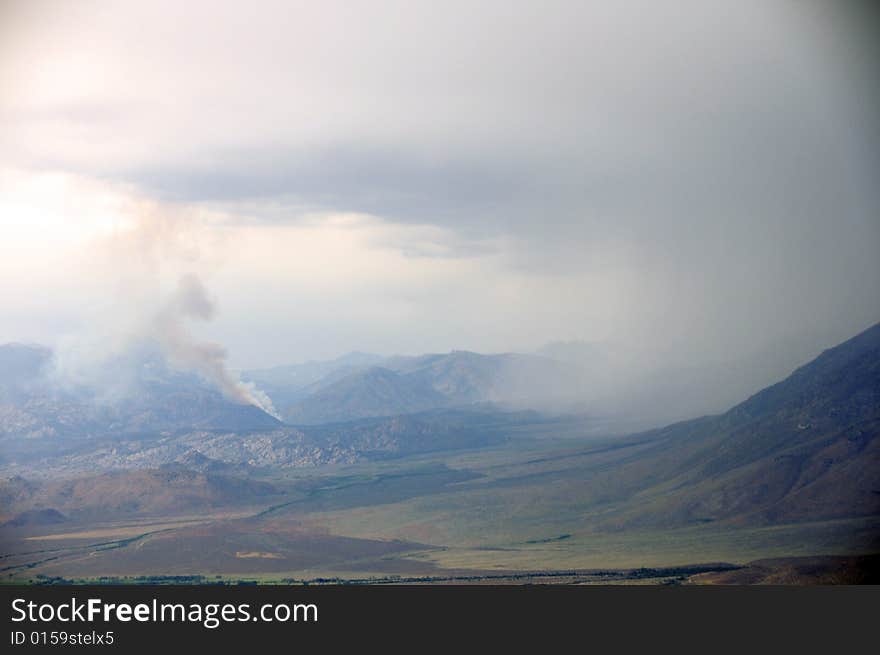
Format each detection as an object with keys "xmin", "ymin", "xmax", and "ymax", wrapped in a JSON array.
[
  {"xmin": 1, "ymin": 0, "xmax": 879, "ymax": 381},
  {"xmin": 129, "ymin": 145, "xmax": 525, "ymax": 228}
]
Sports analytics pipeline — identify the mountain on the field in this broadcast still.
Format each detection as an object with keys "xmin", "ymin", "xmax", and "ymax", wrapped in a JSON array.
[
  {"xmin": 383, "ymin": 351, "xmax": 514, "ymax": 402},
  {"xmin": 0, "ymin": 403, "xmax": 545, "ymax": 494},
  {"xmin": 241, "ymin": 352, "xmax": 385, "ymax": 408},
  {"xmin": 0, "ymin": 342, "xmax": 547, "ymax": 476},
  {"xmin": 0, "ymin": 345, "xmax": 281, "ymax": 444},
  {"xmin": 100, "ymin": 376, "xmax": 282, "ymax": 434},
  {"xmin": 280, "ymin": 350, "xmax": 578, "ymax": 424},
  {"xmin": 3, "ymin": 321, "xmax": 877, "ymax": 529},
  {"xmin": 249, "ymin": 341, "xmax": 817, "ymax": 428},
  {"xmin": 283, "ymin": 366, "xmax": 448, "ymax": 425}
]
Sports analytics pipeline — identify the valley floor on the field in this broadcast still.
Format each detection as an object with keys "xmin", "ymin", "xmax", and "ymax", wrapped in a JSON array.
[{"xmin": 3, "ymin": 430, "xmax": 878, "ymax": 585}]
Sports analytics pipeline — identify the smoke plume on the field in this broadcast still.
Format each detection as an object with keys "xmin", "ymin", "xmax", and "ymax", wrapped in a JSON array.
[
  {"xmin": 152, "ymin": 273, "xmax": 279, "ymax": 417},
  {"xmin": 50, "ymin": 206, "xmax": 280, "ymax": 418}
]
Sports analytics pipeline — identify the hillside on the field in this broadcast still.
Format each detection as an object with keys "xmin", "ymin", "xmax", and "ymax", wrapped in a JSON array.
[
  {"xmin": 298, "ymin": 322, "xmax": 880, "ymax": 559},
  {"xmin": 241, "ymin": 352, "xmax": 385, "ymax": 408},
  {"xmin": 280, "ymin": 350, "xmax": 578, "ymax": 424},
  {"xmin": 283, "ymin": 366, "xmax": 449, "ymax": 425},
  {"xmin": 0, "ymin": 345, "xmax": 281, "ymax": 444},
  {"xmin": 559, "ymin": 321, "xmax": 880, "ymax": 529},
  {"xmin": 0, "ymin": 468, "xmax": 282, "ymax": 522}
]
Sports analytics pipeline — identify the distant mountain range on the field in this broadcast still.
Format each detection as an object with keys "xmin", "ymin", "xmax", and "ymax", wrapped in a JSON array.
[
  {"xmin": 1, "ymin": 321, "xmax": 878, "ymax": 526},
  {"xmin": 0, "ymin": 342, "xmax": 547, "ymax": 476},
  {"xmin": 247, "ymin": 350, "xmax": 577, "ymax": 425},
  {"xmin": 0, "ymin": 322, "xmax": 877, "ymax": 545},
  {"xmin": 0, "ymin": 327, "xmax": 828, "ymax": 450},
  {"xmin": 242, "ymin": 332, "xmax": 832, "ymax": 427},
  {"xmin": 238, "ymin": 322, "xmax": 879, "ymax": 529}
]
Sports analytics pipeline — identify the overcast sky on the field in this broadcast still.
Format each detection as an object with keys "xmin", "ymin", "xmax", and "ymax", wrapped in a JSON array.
[{"xmin": 1, "ymin": 0, "xmax": 878, "ymax": 369}]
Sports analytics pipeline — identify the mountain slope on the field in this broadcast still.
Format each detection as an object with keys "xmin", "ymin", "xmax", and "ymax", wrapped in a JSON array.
[
  {"xmin": 283, "ymin": 366, "xmax": 449, "ymax": 425},
  {"xmin": 0, "ymin": 469, "xmax": 281, "ymax": 521},
  {"xmin": 0, "ymin": 345, "xmax": 281, "ymax": 443},
  {"xmin": 281, "ymin": 351, "xmax": 578, "ymax": 424},
  {"xmin": 595, "ymin": 321, "xmax": 880, "ymax": 528},
  {"xmin": 241, "ymin": 351, "xmax": 384, "ymax": 408}
]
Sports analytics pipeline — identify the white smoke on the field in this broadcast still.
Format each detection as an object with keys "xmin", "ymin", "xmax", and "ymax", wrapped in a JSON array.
[{"xmin": 52, "ymin": 207, "xmax": 280, "ymax": 419}]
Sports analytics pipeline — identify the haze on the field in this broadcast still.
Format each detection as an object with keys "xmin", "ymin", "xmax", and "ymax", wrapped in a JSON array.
[{"xmin": 1, "ymin": 0, "xmax": 878, "ymax": 387}]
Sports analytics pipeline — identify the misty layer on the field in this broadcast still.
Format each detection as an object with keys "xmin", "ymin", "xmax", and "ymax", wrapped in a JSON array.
[{"xmin": 44, "ymin": 272, "xmax": 278, "ymax": 420}]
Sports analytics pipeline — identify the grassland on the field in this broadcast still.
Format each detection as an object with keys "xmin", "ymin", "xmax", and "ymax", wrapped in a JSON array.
[{"xmin": 3, "ymin": 421, "xmax": 877, "ymax": 583}]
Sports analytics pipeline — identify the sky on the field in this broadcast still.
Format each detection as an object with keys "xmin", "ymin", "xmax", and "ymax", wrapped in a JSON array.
[{"xmin": 1, "ymin": 0, "xmax": 879, "ymax": 372}]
